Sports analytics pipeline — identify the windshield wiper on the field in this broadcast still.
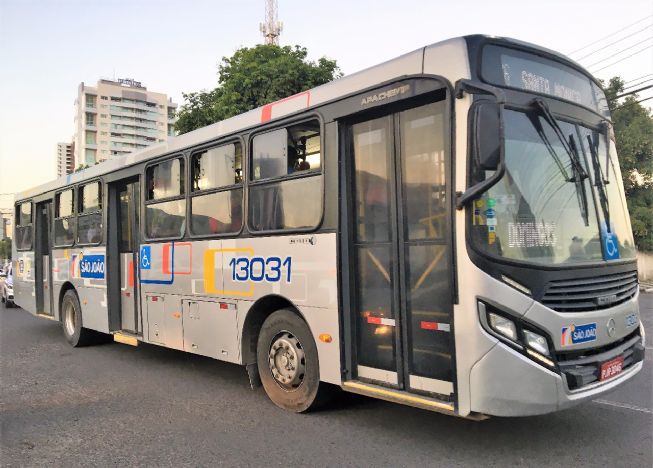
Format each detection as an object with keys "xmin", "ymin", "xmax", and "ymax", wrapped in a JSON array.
[
  {"xmin": 587, "ymin": 132, "xmax": 611, "ymax": 232},
  {"xmin": 530, "ymin": 98, "xmax": 590, "ymax": 226}
]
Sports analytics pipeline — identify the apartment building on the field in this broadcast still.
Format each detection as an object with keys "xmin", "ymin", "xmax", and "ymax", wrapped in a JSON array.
[
  {"xmin": 56, "ymin": 141, "xmax": 75, "ymax": 177},
  {"xmin": 74, "ymin": 78, "xmax": 177, "ymax": 166}
]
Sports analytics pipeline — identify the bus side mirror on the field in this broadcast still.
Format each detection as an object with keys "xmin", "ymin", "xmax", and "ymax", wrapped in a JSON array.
[{"xmin": 473, "ymin": 101, "xmax": 503, "ymax": 171}]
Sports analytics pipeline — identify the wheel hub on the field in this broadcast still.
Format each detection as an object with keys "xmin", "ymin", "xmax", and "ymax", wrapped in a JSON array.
[
  {"xmin": 268, "ymin": 332, "xmax": 306, "ymax": 390},
  {"xmin": 64, "ymin": 302, "xmax": 75, "ymax": 337}
]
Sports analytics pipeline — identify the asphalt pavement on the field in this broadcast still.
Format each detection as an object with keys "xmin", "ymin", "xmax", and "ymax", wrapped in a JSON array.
[{"xmin": 1, "ymin": 296, "xmax": 651, "ymax": 467}]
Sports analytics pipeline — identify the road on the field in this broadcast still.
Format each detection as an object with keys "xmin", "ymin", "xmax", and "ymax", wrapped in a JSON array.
[{"xmin": 1, "ymin": 296, "xmax": 651, "ymax": 467}]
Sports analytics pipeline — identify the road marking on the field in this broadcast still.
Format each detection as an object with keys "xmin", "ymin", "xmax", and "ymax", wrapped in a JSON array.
[{"xmin": 593, "ymin": 399, "xmax": 653, "ymax": 414}]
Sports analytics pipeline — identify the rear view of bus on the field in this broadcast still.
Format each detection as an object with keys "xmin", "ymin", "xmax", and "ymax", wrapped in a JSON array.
[{"xmin": 451, "ymin": 37, "xmax": 645, "ymax": 416}]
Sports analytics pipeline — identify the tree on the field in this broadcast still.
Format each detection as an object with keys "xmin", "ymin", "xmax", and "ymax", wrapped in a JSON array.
[
  {"xmin": 176, "ymin": 45, "xmax": 342, "ymax": 134},
  {"xmin": 604, "ymin": 77, "xmax": 653, "ymax": 251},
  {"xmin": 0, "ymin": 238, "xmax": 11, "ymax": 261}
]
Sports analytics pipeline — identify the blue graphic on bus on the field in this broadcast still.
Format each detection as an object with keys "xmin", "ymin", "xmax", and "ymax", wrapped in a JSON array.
[
  {"xmin": 79, "ymin": 255, "xmax": 105, "ymax": 279},
  {"xmin": 140, "ymin": 246, "xmax": 152, "ymax": 270},
  {"xmin": 561, "ymin": 322, "xmax": 597, "ymax": 346},
  {"xmin": 600, "ymin": 222, "xmax": 620, "ymax": 260}
]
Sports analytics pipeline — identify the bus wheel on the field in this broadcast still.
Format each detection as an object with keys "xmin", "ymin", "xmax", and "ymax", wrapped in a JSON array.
[
  {"xmin": 61, "ymin": 290, "xmax": 95, "ymax": 347},
  {"xmin": 257, "ymin": 309, "xmax": 325, "ymax": 412}
]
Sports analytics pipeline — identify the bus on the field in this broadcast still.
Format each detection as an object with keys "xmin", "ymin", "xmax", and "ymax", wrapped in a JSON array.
[{"xmin": 12, "ymin": 35, "xmax": 645, "ymax": 418}]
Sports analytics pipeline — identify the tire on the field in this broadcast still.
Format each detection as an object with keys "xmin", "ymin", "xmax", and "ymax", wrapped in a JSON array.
[
  {"xmin": 257, "ymin": 309, "xmax": 329, "ymax": 413},
  {"xmin": 61, "ymin": 290, "xmax": 96, "ymax": 347}
]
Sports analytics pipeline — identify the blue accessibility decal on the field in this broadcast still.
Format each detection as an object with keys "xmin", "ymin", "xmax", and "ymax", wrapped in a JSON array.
[
  {"xmin": 561, "ymin": 322, "xmax": 597, "ymax": 346},
  {"xmin": 140, "ymin": 246, "xmax": 151, "ymax": 270},
  {"xmin": 600, "ymin": 222, "xmax": 620, "ymax": 260},
  {"xmin": 79, "ymin": 255, "xmax": 105, "ymax": 279}
]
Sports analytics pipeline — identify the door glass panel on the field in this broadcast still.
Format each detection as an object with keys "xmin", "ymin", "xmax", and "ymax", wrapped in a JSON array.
[
  {"xmin": 356, "ymin": 246, "xmax": 396, "ymax": 371},
  {"xmin": 405, "ymin": 244, "xmax": 452, "ymax": 380},
  {"xmin": 119, "ymin": 189, "xmax": 132, "ymax": 252},
  {"xmin": 352, "ymin": 117, "xmax": 393, "ymax": 243},
  {"xmin": 400, "ymin": 101, "xmax": 447, "ymax": 240}
]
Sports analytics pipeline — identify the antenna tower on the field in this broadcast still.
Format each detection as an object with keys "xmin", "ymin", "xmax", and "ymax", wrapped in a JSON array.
[{"xmin": 259, "ymin": 0, "xmax": 283, "ymax": 45}]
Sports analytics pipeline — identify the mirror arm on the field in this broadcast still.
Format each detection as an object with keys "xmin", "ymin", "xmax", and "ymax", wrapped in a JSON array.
[
  {"xmin": 456, "ymin": 160, "xmax": 506, "ymax": 210},
  {"xmin": 455, "ymin": 79, "xmax": 506, "ymax": 104}
]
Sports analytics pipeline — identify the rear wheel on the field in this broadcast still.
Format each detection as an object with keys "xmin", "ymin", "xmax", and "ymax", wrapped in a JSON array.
[
  {"xmin": 61, "ymin": 290, "xmax": 97, "ymax": 347},
  {"xmin": 257, "ymin": 309, "xmax": 327, "ymax": 412}
]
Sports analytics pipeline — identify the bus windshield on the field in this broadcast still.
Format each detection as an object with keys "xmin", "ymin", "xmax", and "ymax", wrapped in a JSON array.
[{"xmin": 470, "ymin": 109, "xmax": 636, "ymax": 265}]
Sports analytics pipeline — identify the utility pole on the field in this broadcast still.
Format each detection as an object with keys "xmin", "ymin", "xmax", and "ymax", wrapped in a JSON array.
[{"xmin": 259, "ymin": 0, "xmax": 283, "ymax": 45}]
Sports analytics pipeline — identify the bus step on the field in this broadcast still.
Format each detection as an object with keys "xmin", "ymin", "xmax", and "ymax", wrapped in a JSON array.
[
  {"xmin": 113, "ymin": 333, "xmax": 139, "ymax": 347},
  {"xmin": 342, "ymin": 380, "xmax": 456, "ymax": 415}
]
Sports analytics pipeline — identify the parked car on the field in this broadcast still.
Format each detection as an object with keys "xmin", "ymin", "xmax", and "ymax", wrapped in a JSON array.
[{"xmin": 1, "ymin": 264, "xmax": 14, "ymax": 307}]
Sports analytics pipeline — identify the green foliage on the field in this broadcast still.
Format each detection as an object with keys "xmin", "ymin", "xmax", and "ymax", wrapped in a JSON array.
[
  {"xmin": 0, "ymin": 238, "xmax": 11, "ymax": 261},
  {"xmin": 175, "ymin": 45, "xmax": 341, "ymax": 134},
  {"xmin": 604, "ymin": 77, "xmax": 653, "ymax": 251}
]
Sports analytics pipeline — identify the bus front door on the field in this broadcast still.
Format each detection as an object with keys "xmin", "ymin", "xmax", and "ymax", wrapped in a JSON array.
[{"xmin": 346, "ymin": 100, "xmax": 455, "ymax": 400}]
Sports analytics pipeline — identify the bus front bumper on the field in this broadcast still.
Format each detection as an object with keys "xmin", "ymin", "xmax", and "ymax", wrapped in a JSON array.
[{"xmin": 469, "ymin": 338, "xmax": 645, "ymax": 417}]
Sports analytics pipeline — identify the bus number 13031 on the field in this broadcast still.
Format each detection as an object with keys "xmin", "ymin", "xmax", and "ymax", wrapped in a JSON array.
[{"xmin": 228, "ymin": 256, "xmax": 292, "ymax": 283}]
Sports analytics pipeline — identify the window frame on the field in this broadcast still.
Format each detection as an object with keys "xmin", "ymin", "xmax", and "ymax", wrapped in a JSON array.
[
  {"xmin": 54, "ymin": 187, "xmax": 77, "ymax": 248},
  {"xmin": 76, "ymin": 179, "xmax": 104, "ymax": 246},
  {"xmin": 14, "ymin": 200, "xmax": 33, "ymax": 251},
  {"xmin": 142, "ymin": 153, "xmax": 187, "ymax": 242},
  {"xmin": 247, "ymin": 114, "xmax": 325, "ymax": 235},
  {"xmin": 188, "ymin": 137, "xmax": 245, "ymax": 239}
]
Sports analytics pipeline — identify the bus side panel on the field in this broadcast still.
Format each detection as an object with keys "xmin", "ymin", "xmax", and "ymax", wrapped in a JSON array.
[
  {"xmin": 51, "ymin": 247, "xmax": 109, "ymax": 333},
  {"xmin": 137, "ymin": 233, "xmax": 340, "ymax": 383},
  {"xmin": 13, "ymin": 251, "xmax": 37, "ymax": 314}
]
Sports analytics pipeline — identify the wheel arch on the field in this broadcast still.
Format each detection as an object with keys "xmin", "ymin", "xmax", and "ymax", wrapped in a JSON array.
[{"xmin": 240, "ymin": 294, "xmax": 308, "ymax": 365}]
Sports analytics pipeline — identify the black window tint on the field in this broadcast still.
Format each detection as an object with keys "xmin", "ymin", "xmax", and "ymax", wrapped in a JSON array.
[
  {"xmin": 57, "ymin": 190, "xmax": 74, "ymax": 217},
  {"xmin": 145, "ymin": 199, "xmax": 185, "ymax": 239},
  {"xmin": 18, "ymin": 202, "xmax": 31, "ymax": 226},
  {"xmin": 15, "ymin": 225, "xmax": 32, "ymax": 250},
  {"xmin": 252, "ymin": 129, "xmax": 287, "ymax": 180},
  {"xmin": 146, "ymin": 158, "xmax": 184, "ymax": 200},
  {"xmin": 192, "ymin": 143, "xmax": 242, "ymax": 191},
  {"xmin": 249, "ymin": 177, "xmax": 321, "ymax": 231},
  {"xmin": 78, "ymin": 213, "xmax": 102, "ymax": 244},
  {"xmin": 54, "ymin": 217, "xmax": 75, "ymax": 246},
  {"xmin": 191, "ymin": 189, "xmax": 242, "ymax": 235}
]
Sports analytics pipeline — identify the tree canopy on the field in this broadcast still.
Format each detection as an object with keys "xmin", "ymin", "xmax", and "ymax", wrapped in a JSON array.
[
  {"xmin": 604, "ymin": 77, "xmax": 653, "ymax": 251},
  {"xmin": 175, "ymin": 45, "xmax": 342, "ymax": 134}
]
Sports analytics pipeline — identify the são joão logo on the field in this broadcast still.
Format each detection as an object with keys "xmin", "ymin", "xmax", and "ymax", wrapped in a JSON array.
[{"xmin": 79, "ymin": 255, "xmax": 105, "ymax": 279}]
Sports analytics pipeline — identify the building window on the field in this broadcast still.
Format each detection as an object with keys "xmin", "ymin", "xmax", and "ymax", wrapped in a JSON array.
[
  {"xmin": 249, "ymin": 120, "xmax": 322, "ymax": 231},
  {"xmin": 145, "ymin": 157, "xmax": 185, "ymax": 239},
  {"xmin": 77, "ymin": 182, "xmax": 102, "ymax": 244},
  {"xmin": 86, "ymin": 94, "xmax": 96, "ymax": 108},
  {"xmin": 54, "ymin": 189, "xmax": 75, "ymax": 246},
  {"xmin": 86, "ymin": 113, "xmax": 96, "ymax": 126},
  {"xmin": 101, "ymin": 96, "xmax": 108, "ymax": 100},
  {"xmin": 190, "ymin": 143, "xmax": 243, "ymax": 236},
  {"xmin": 85, "ymin": 130, "xmax": 96, "ymax": 144},
  {"xmin": 14, "ymin": 202, "xmax": 32, "ymax": 250}
]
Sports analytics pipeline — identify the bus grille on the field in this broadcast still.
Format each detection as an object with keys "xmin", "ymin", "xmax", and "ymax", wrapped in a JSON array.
[
  {"xmin": 557, "ymin": 333, "xmax": 644, "ymax": 390},
  {"xmin": 541, "ymin": 270, "xmax": 638, "ymax": 312}
]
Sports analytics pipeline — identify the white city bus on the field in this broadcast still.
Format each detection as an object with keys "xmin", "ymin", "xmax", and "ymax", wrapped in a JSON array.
[{"xmin": 12, "ymin": 35, "xmax": 645, "ymax": 418}]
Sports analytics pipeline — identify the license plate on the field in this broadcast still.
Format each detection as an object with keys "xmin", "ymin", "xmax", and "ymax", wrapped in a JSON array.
[{"xmin": 599, "ymin": 356, "xmax": 625, "ymax": 381}]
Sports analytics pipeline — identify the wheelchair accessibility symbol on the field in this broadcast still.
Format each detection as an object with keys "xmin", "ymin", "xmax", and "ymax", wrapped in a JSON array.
[
  {"xmin": 140, "ymin": 246, "xmax": 152, "ymax": 270},
  {"xmin": 601, "ymin": 224, "xmax": 620, "ymax": 261}
]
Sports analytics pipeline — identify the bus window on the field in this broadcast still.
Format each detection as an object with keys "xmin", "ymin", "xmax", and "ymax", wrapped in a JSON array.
[
  {"xmin": 77, "ymin": 181, "xmax": 103, "ymax": 245},
  {"xmin": 15, "ymin": 202, "xmax": 33, "ymax": 250},
  {"xmin": 54, "ymin": 189, "xmax": 75, "ymax": 246},
  {"xmin": 145, "ymin": 157, "xmax": 185, "ymax": 239},
  {"xmin": 190, "ymin": 142, "xmax": 243, "ymax": 236},
  {"xmin": 249, "ymin": 120, "xmax": 322, "ymax": 232}
]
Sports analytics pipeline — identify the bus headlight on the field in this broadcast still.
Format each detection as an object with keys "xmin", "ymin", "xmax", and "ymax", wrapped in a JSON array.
[
  {"xmin": 523, "ymin": 330, "xmax": 550, "ymax": 356},
  {"xmin": 488, "ymin": 312, "xmax": 518, "ymax": 341}
]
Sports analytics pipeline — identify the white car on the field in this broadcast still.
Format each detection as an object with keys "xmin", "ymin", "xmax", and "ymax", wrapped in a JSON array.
[{"xmin": 1, "ymin": 264, "xmax": 14, "ymax": 307}]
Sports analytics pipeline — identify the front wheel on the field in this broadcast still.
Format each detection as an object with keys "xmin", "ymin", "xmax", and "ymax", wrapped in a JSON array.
[
  {"xmin": 61, "ymin": 290, "xmax": 97, "ymax": 347},
  {"xmin": 257, "ymin": 309, "xmax": 328, "ymax": 412}
]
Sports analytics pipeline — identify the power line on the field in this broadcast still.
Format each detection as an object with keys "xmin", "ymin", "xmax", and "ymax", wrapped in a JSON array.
[
  {"xmin": 622, "ymin": 78, "xmax": 653, "ymax": 91},
  {"xmin": 614, "ymin": 95, "xmax": 653, "ymax": 111},
  {"xmin": 591, "ymin": 45, "xmax": 653, "ymax": 73},
  {"xmin": 625, "ymin": 73, "xmax": 653, "ymax": 84},
  {"xmin": 574, "ymin": 24, "xmax": 652, "ymax": 61},
  {"xmin": 616, "ymin": 84, "xmax": 653, "ymax": 98},
  {"xmin": 585, "ymin": 37, "xmax": 653, "ymax": 68},
  {"xmin": 568, "ymin": 15, "xmax": 653, "ymax": 55}
]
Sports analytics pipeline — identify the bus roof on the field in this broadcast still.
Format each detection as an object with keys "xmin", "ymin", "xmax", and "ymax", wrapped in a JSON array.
[{"xmin": 15, "ymin": 35, "xmax": 589, "ymax": 201}]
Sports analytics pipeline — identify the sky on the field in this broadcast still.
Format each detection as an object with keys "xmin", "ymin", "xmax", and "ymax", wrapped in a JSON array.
[{"xmin": 1, "ymin": 0, "xmax": 652, "ymax": 209}]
